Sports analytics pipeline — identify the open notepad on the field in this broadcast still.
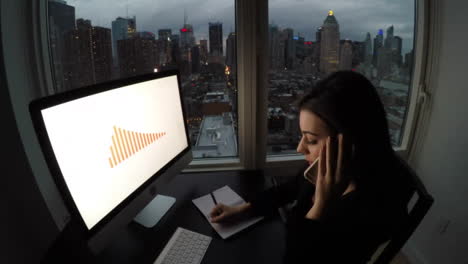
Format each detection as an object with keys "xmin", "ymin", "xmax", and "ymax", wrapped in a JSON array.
[{"xmin": 192, "ymin": 185, "xmax": 263, "ymax": 239}]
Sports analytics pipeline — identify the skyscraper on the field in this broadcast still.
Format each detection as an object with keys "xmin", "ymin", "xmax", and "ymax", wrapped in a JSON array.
[
  {"xmin": 392, "ymin": 36, "xmax": 403, "ymax": 66},
  {"xmin": 199, "ymin": 39, "xmax": 208, "ymax": 63},
  {"xmin": 319, "ymin": 10, "xmax": 340, "ymax": 75},
  {"xmin": 158, "ymin": 29, "xmax": 172, "ymax": 65},
  {"xmin": 209, "ymin": 22, "xmax": 223, "ymax": 56},
  {"xmin": 364, "ymin": 32, "xmax": 373, "ymax": 64},
  {"xmin": 63, "ymin": 19, "xmax": 112, "ymax": 90},
  {"xmin": 226, "ymin": 32, "xmax": 236, "ymax": 70},
  {"xmin": 48, "ymin": 0, "xmax": 75, "ymax": 93},
  {"xmin": 284, "ymin": 28, "xmax": 295, "ymax": 69},
  {"xmin": 111, "ymin": 16, "xmax": 136, "ymax": 65},
  {"xmin": 339, "ymin": 40, "xmax": 353, "ymax": 70},
  {"xmin": 180, "ymin": 24, "xmax": 195, "ymax": 50},
  {"xmin": 117, "ymin": 32, "xmax": 158, "ymax": 78},
  {"xmin": 269, "ymin": 24, "xmax": 281, "ymax": 69},
  {"xmin": 373, "ymin": 29, "xmax": 384, "ymax": 66},
  {"xmin": 384, "ymin": 25, "xmax": 394, "ymax": 49}
]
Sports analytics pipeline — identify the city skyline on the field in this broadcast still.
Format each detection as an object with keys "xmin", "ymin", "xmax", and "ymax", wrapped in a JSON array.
[{"xmin": 66, "ymin": 0, "xmax": 414, "ymax": 54}]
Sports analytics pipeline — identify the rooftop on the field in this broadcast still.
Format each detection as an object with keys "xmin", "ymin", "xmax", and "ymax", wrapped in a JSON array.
[{"xmin": 192, "ymin": 113, "xmax": 238, "ymax": 158}]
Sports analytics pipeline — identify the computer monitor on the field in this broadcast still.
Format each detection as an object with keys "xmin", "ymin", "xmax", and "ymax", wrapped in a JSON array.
[{"xmin": 29, "ymin": 70, "xmax": 192, "ymax": 253}]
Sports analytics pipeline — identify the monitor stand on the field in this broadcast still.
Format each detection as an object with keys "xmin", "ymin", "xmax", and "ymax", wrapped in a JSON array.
[{"xmin": 134, "ymin": 195, "xmax": 176, "ymax": 228}]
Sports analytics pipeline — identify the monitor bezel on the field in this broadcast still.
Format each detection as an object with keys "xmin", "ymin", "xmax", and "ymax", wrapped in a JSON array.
[{"xmin": 29, "ymin": 69, "xmax": 191, "ymax": 238}]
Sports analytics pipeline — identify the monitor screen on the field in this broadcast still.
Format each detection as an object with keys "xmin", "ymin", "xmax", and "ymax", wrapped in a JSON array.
[{"xmin": 38, "ymin": 73, "xmax": 188, "ymax": 230}]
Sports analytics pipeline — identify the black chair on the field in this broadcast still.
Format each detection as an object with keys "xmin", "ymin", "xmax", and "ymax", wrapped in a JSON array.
[
  {"xmin": 370, "ymin": 155, "xmax": 434, "ymax": 264},
  {"xmin": 271, "ymin": 155, "xmax": 434, "ymax": 264}
]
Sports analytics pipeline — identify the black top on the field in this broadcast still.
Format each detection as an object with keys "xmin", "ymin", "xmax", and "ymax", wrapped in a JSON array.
[{"xmin": 248, "ymin": 163, "xmax": 408, "ymax": 264}]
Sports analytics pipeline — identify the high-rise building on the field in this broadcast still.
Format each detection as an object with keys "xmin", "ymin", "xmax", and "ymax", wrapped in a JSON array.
[
  {"xmin": 209, "ymin": 22, "xmax": 223, "ymax": 56},
  {"xmin": 313, "ymin": 27, "xmax": 323, "ymax": 70},
  {"xmin": 199, "ymin": 39, "xmax": 208, "ymax": 63},
  {"xmin": 111, "ymin": 16, "xmax": 136, "ymax": 65},
  {"xmin": 117, "ymin": 33, "xmax": 158, "ymax": 78},
  {"xmin": 226, "ymin": 32, "xmax": 236, "ymax": 70},
  {"xmin": 269, "ymin": 24, "xmax": 281, "ymax": 70},
  {"xmin": 284, "ymin": 28, "xmax": 295, "ymax": 69},
  {"xmin": 48, "ymin": 0, "xmax": 75, "ymax": 93},
  {"xmin": 373, "ymin": 29, "xmax": 384, "ymax": 66},
  {"xmin": 158, "ymin": 29, "xmax": 172, "ymax": 65},
  {"xmin": 319, "ymin": 10, "xmax": 340, "ymax": 75},
  {"xmin": 191, "ymin": 45, "xmax": 200, "ymax": 74},
  {"xmin": 384, "ymin": 25, "xmax": 394, "ymax": 49},
  {"xmin": 91, "ymin": 26, "xmax": 113, "ymax": 84},
  {"xmin": 392, "ymin": 36, "xmax": 403, "ymax": 66},
  {"xmin": 180, "ymin": 24, "xmax": 195, "ymax": 50},
  {"xmin": 339, "ymin": 40, "xmax": 353, "ymax": 71},
  {"xmin": 158, "ymin": 29, "xmax": 172, "ymax": 41},
  {"xmin": 364, "ymin": 32, "xmax": 373, "ymax": 64},
  {"xmin": 170, "ymin": 34, "xmax": 181, "ymax": 64},
  {"xmin": 63, "ymin": 19, "xmax": 111, "ymax": 90}
]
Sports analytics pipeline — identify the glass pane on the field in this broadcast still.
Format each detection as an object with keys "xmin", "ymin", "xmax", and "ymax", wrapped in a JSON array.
[
  {"xmin": 47, "ymin": 0, "xmax": 237, "ymax": 159},
  {"xmin": 267, "ymin": 0, "xmax": 415, "ymax": 155}
]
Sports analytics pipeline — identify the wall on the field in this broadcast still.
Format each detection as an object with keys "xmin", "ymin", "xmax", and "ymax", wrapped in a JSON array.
[{"xmin": 405, "ymin": 0, "xmax": 468, "ymax": 263}]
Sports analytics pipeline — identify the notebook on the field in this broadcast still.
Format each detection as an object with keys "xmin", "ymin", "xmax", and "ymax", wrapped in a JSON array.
[{"xmin": 192, "ymin": 185, "xmax": 263, "ymax": 239}]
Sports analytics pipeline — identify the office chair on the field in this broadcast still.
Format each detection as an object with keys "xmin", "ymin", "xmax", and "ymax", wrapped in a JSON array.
[
  {"xmin": 368, "ymin": 155, "xmax": 434, "ymax": 264},
  {"xmin": 271, "ymin": 155, "xmax": 433, "ymax": 264}
]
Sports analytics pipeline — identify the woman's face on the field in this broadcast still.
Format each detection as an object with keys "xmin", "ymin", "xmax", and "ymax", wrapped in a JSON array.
[{"xmin": 297, "ymin": 110, "xmax": 333, "ymax": 165}]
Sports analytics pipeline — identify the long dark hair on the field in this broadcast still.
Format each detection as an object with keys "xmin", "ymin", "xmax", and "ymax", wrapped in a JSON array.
[{"xmin": 298, "ymin": 71, "xmax": 397, "ymax": 193}]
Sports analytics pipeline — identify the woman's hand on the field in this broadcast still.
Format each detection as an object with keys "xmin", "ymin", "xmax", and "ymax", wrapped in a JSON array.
[
  {"xmin": 306, "ymin": 134, "xmax": 352, "ymax": 220},
  {"xmin": 210, "ymin": 202, "xmax": 251, "ymax": 223}
]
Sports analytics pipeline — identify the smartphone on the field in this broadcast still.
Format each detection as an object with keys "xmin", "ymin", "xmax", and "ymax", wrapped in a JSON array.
[{"xmin": 303, "ymin": 158, "xmax": 319, "ymax": 184}]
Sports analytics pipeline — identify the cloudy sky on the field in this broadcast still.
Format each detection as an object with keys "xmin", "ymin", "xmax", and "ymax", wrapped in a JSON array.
[{"xmin": 66, "ymin": 0, "xmax": 415, "ymax": 54}]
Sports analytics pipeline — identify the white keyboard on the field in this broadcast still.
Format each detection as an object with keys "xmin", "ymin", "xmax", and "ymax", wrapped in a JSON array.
[{"xmin": 153, "ymin": 227, "xmax": 212, "ymax": 264}]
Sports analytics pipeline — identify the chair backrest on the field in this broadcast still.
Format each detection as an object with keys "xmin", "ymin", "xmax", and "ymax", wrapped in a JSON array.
[{"xmin": 371, "ymin": 155, "xmax": 434, "ymax": 264}]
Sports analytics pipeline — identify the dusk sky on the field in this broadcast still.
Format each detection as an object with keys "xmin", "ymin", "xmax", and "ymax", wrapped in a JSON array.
[{"xmin": 66, "ymin": 0, "xmax": 415, "ymax": 54}]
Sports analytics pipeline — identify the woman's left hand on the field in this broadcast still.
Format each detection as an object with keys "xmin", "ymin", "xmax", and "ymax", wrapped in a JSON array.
[{"xmin": 306, "ymin": 134, "xmax": 352, "ymax": 220}]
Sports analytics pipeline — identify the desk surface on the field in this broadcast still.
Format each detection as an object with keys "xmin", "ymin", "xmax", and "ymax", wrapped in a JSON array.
[{"xmin": 95, "ymin": 170, "xmax": 287, "ymax": 264}]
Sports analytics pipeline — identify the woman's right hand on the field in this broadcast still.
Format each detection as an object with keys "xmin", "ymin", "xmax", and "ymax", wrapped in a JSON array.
[{"xmin": 209, "ymin": 203, "xmax": 250, "ymax": 223}]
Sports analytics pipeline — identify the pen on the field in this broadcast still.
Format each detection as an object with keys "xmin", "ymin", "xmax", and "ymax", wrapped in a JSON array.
[{"xmin": 210, "ymin": 192, "xmax": 218, "ymax": 205}]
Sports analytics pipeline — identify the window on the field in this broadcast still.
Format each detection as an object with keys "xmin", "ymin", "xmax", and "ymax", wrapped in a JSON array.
[
  {"xmin": 267, "ymin": 0, "xmax": 416, "ymax": 156},
  {"xmin": 47, "ymin": 0, "xmax": 237, "ymax": 160}
]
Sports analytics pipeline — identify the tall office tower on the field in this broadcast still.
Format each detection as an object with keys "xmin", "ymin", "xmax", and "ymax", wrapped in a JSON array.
[
  {"xmin": 209, "ymin": 22, "xmax": 223, "ymax": 56},
  {"xmin": 111, "ymin": 16, "xmax": 137, "ymax": 65},
  {"xmin": 199, "ymin": 39, "xmax": 208, "ymax": 64},
  {"xmin": 269, "ymin": 24, "xmax": 281, "ymax": 70},
  {"xmin": 384, "ymin": 25, "xmax": 394, "ymax": 49},
  {"xmin": 351, "ymin": 41, "xmax": 366, "ymax": 67},
  {"xmin": 158, "ymin": 29, "xmax": 172, "ymax": 40},
  {"xmin": 284, "ymin": 28, "xmax": 295, "ymax": 69},
  {"xmin": 63, "ymin": 19, "xmax": 94, "ymax": 90},
  {"xmin": 226, "ymin": 32, "xmax": 236, "ymax": 70},
  {"xmin": 91, "ymin": 26, "xmax": 113, "ymax": 84},
  {"xmin": 319, "ymin": 10, "xmax": 340, "ymax": 75},
  {"xmin": 180, "ymin": 24, "xmax": 195, "ymax": 50},
  {"xmin": 278, "ymin": 29, "xmax": 287, "ymax": 69},
  {"xmin": 373, "ymin": 29, "xmax": 384, "ymax": 66},
  {"xmin": 48, "ymin": 0, "xmax": 75, "ymax": 93},
  {"xmin": 364, "ymin": 32, "xmax": 373, "ymax": 64},
  {"xmin": 170, "ymin": 34, "xmax": 181, "ymax": 64},
  {"xmin": 191, "ymin": 45, "xmax": 200, "ymax": 74},
  {"xmin": 158, "ymin": 29, "xmax": 172, "ymax": 64},
  {"xmin": 339, "ymin": 40, "xmax": 353, "ymax": 70},
  {"xmin": 404, "ymin": 50, "xmax": 414, "ymax": 69},
  {"xmin": 392, "ymin": 36, "xmax": 403, "ymax": 66},
  {"xmin": 117, "ymin": 32, "xmax": 158, "ymax": 78},
  {"xmin": 293, "ymin": 36, "xmax": 305, "ymax": 68},
  {"xmin": 313, "ymin": 27, "xmax": 323, "ymax": 70}
]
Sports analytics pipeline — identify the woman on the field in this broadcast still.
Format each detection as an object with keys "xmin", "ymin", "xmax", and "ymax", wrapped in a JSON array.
[{"xmin": 210, "ymin": 71, "xmax": 409, "ymax": 263}]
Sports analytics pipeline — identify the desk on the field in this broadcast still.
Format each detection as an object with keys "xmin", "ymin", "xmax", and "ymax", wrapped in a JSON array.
[{"xmin": 95, "ymin": 170, "xmax": 287, "ymax": 264}]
